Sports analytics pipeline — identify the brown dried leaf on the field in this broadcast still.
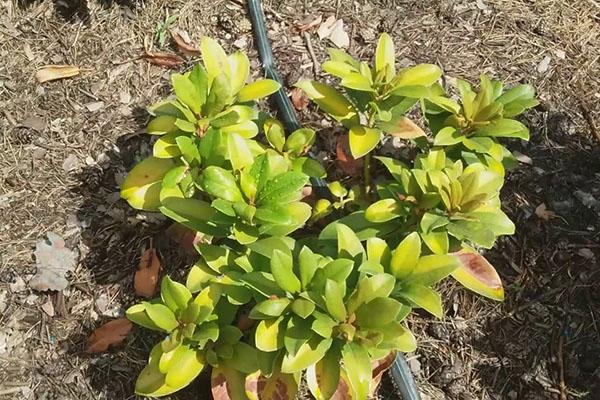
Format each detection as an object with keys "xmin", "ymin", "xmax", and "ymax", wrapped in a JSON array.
[
  {"xmin": 535, "ymin": 203, "xmax": 556, "ymax": 221},
  {"xmin": 387, "ymin": 117, "xmax": 426, "ymax": 139},
  {"xmin": 172, "ymin": 31, "xmax": 200, "ymax": 56},
  {"xmin": 336, "ymin": 134, "xmax": 363, "ymax": 175},
  {"xmin": 165, "ymin": 223, "xmax": 206, "ymax": 255},
  {"xmin": 86, "ymin": 318, "xmax": 132, "ymax": 353},
  {"xmin": 134, "ymin": 248, "xmax": 161, "ymax": 298},
  {"xmin": 295, "ymin": 14, "xmax": 323, "ymax": 33},
  {"xmin": 290, "ymin": 87, "xmax": 309, "ymax": 111},
  {"xmin": 36, "ymin": 65, "xmax": 80, "ymax": 83},
  {"xmin": 142, "ymin": 50, "xmax": 184, "ymax": 68}
]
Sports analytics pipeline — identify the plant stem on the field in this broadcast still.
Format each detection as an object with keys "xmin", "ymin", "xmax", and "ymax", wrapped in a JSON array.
[{"xmin": 364, "ymin": 152, "xmax": 372, "ymax": 200}]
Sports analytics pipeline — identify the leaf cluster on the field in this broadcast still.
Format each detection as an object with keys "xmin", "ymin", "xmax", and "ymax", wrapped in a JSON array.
[{"xmin": 120, "ymin": 34, "xmax": 537, "ymax": 399}]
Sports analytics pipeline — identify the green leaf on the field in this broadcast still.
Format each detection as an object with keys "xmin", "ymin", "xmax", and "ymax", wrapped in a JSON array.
[
  {"xmin": 365, "ymin": 198, "xmax": 401, "ymax": 223},
  {"xmin": 228, "ymin": 51, "xmax": 250, "ymax": 95},
  {"xmin": 420, "ymin": 212, "xmax": 450, "ymax": 234},
  {"xmin": 336, "ymin": 223, "xmax": 364, "ymax": 259},
  {"xmin": 394, "ymin": 64, "xmax": 442, "ymax": 87},
  {"xmin": 325, "ymin": 279, "xmax": 347, "ymax": 322},
  {"xmin": 389, "ymin": 232, "xmax": 421, "ymax": 279},
  {"xmin": 375, "ymin": 32, "xmax": 395, "ymax": 80},
  {"xmin": 120, "ymin": 157, "xmax": 175, "ymax": 211},
  {"xmin": 126, "ymin": 303, "xmax": 163, "ymax": 331},
  {"xmin": 172, "ymin": 73, "xmax": 203, "ymax": 114},
  {"xmin": 379, "ymin": 322, "xmax": 417, "ymax": 352},
  {"xmin": 237, "ymin": 79, "xmax": 281, "ymax": 102},
  {"xmin": 284, "ymin": 128, "xmax": 316, "ymax": 157},
  {"xmin": 397, "ymin": 283, "xmax": 443, "ymax": 318},
  {"xmin": 249, "ymin": 298, "xmax": 291, "ymax": 319},
  {"xmin": 355, "ymin": 297, "xmax": 402, "ymax": 328},
  {"xmin": 176, "ymin": 135, "xmax": 201, "ymax": 166},
  {"xmin": 159, "ymin": 197, "xmax": 229, "ymax": 238},
  {"xmin": 161, "ymin": 276, "xmax": 192, "ymax": 313},
  {"xmin": 255, "ymin": 317, "xmax": 285, "ymax": 352},
  {"xmin": 311, "ymin": 311, "xmax": 337, "ymax": 338},
  {"xmin": 298, "ymin": 246, "xmax": 319, "ymax": 290},
  {"xmin": 473, "ymin": 118, "xmax": 529, "ymax": 140},
  {"xmin": 341, "ymin": 342, "xmax": 372, "ymax": 400},
  {"xmin": 186, "ymin": 261, "xmax": 216, "ymax": 293},
  {"xmin": 434, "ymin": 126, "xmax": 463, "ymax": 146},
  {"xmin": 294, "ymin": 80, "xmax": 359, "ymax": 128},
  {"xmin": 264, "ymin": 118, "xmax": 286, "ymax": 152},
  {"xmin": 153, "ymin": 132, "xmax": 183, "ymax": 158},
  {"xmin": 256, "ymin": 171, "xmax": 309, "ymax": 206},
  {"xmin": 227, "ymin": 132, "xmax": 254, "ymax": 170},
  {"xmin": 204, "ymin": 74, "xmax": 231, "ymax": 117},
  {"xmin": 348, "ymin": 125, "xmax": 381, "ymax": 158},
  {"xmin": 366, "ymin": 237, "xmax": 391, "ymax": 267},
  {"xmin": 147, "ymin": 115, "xmax": 178, "ymax": 135},
  {"xmin": 291, "ymin": 298, "xmax": 316, "ymax": 319},
  {"xmin": 227, "ymin": 342, "xmax": 259, "ymax": 374},
  {"xmin": 374, "ymin": 156, "xmax": 407, "ymax": 182},
  {"xmin": 306, "ymin": 343, "xmax": 341, "ymax": 400},
  {"xmin": 144, "ymin": 302, "xmax": 178, "ymax": 332},
  {"xmin": 200, "ymin": 36, "xmax": 230, "ymax": 83},
  {"xmin": 271, "ymin": 249, "xmax": 301, "ymax": 294},
  {"xmin": 405, "ymin": 254, "xmax": 460, "ymax": 286},
  {"xmin": 347, "ymin": 273, "xmax": 395, "ymax": 314},
  {"xmin": 164, "ymin": 345, "xmax": 205, "ymax": 390},
  {"xmin": 291, "ymin": 157, "xmax": 327, "ymax": 178},
  {"xmin": 281, "ymin": 336, "xmax": 332, "ymax": 373},
  {"xmin": 421, "ymin": 230, "xmax": 449, "ymax": 255},
  {"xmin": 200, "ymin": 166, "xmax": 244, "ymax": 202}
]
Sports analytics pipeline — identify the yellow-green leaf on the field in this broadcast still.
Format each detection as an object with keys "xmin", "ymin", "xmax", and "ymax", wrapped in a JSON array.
[
  {"xmin": 395, "ymin": 64, "xmax": 442, "ymax": 87},
  {"xmin": 389, "ymin": 232, "xmax": 421, "ymax": 279},
  {"xmin": 348, "ymin": 125, "xmax": 381, "ymax": 158},
  {"xmin": 228, "ymin": 132, "xmax": 254, "ymax": 170},
  {"xmin": 255, "ymin": 317, "xmax": 285, "ymax": 352},
  {"xmin": 237, "ymin": 79, "xmax": 281, "ymax": 102},
  {"xmin": 228, "ymin": 51, "xmax": 250, "ymax": 95},
  {"xmin": 397, "ymin": 283, "xmax": 443, "ymax": 318},
  {"xmin": 147, "ymin": 115, "xmax": 178, "ymax": 135},
  {"xmin": 200, "ymin": 37, "xmax": 230, "ymax": 83},
  {"xmin": 375, "ymin": 32, "xmax": 395, "ymax": 80},
  {"xmin": 294, "ymin": 80, "xmax": 358, "ymax": 127},
  {"xmin": 120, "ymin": 157, "xmax": 175, "ymax": 211}
]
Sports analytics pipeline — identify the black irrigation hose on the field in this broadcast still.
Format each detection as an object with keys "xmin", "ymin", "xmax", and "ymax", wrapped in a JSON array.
[
  {"xmin": 247, "ymin": 1, "xmax": 421, "ymax": 399},
  {"xmin": 246, "ymin": 0, "xmax": 330, "ymax": 199}
]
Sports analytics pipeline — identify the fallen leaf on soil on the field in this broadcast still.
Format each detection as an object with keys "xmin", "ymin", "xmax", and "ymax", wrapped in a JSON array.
[
  {"xmin": 172, "ymin": 30, "xmax": 200, "ymax": 56},
  {"xmin": 328, "ymin": 19, "xmax": 350, "ymax": 48},
  {"xmin": 41, "ymin": 299, "xmax": 55, "ymax": 317},
  {"xmin": 23, "ymin": 43, "xmax": 35, "ymax": 61},
  {"xmin": 29, "ymin": 232, "xmax": 78, "ymax": 292},
  {"xmin": 85, "ymin": 101, "xmax": 104, "ymax": 112},
  {"xmin": 134, "ymin": 247, "xmax": 161, "ymax": 298},
  {"xmin": 295, "ymin": 14, "xmax": 323, "ymax": 33},
  {"xmin": 336, "ymin": 134, "xmax": 363, "ymax": 175},
  {"xmin": 36, "ymin": 65, "xmax": 80, "ymax": 83},
  {"xmin": 387, "ymin": 116, "xmax": 426, "ymax": 139},
  {"xmin": 62, "ymin": 154, "xmax": 80, "ymax": 172},
  {"xmin": 166, "ymin": 223, "xmax": 206, "ymax": 255},
  {"xmin": 86, "ymin": 318, "xmax": 132, "ymax": 353},
  {"xmin": 537, "ymin": 55, "xmax": 551, "ymax": 73},
  {"xmin": 577, "ymin": 248, "xmax": 594, "ymax": 259},
  {"xmin": 19, "ymin": 116, "xmax": 46, "ymax": 132},
  {"xmin": 317, "ymin": 16, "xmax": 337, "ymax": 39},
  {"xmin": 290, "ymin": 87, "xmax": 309, "ymax": 111},
  {"xmin": 513, "ymin": 151, "xmax": 533, "ymax": 165},
  {"xmin": 142, "ymin": 50, "xmax": 184, "ymax": 68},
  {"xmin": 535, "ymin": 203, "xmax": 556, "ymax": 220}
]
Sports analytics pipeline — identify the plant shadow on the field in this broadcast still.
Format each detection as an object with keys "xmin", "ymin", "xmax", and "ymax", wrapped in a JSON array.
[{"xmin": 17, "ymin": 0, "xmax": 141, "ymax": 22}]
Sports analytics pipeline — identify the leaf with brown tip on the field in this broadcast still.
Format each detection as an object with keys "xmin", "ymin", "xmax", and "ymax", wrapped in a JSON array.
[
  {"xmin": 451, "ymin": 246, "xmax": 504, "ymax": 301},
  {"xmin": 86, "ymin": 318, "xmax": 132, "ymax": 353}
]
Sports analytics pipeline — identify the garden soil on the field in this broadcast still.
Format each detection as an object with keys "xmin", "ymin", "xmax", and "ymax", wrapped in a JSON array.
[{"xmin": 1, "ymin": 0, "xmax": 599, "ymax": 399}]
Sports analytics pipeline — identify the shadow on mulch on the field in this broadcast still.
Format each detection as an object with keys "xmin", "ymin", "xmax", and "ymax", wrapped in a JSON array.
[
  {"xmin": 417, "ymin": 109, "xmax": 600, "ymax": 400},
  {"xmin": 63, "ymin": 104, "xmax": 213, "ymax": 399},
  {"xmin": 17, "ymin": 0, "xmax": 141, "ymax": 22}
]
